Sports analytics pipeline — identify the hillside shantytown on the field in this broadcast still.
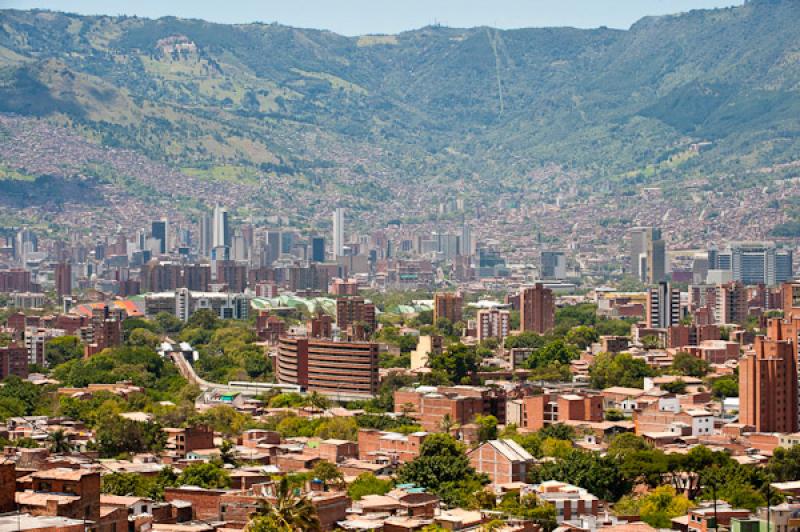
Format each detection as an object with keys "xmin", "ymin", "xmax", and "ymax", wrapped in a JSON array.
[{"xmin": 3, "ymin": 0, "xmax": 800, "ymax": 531}]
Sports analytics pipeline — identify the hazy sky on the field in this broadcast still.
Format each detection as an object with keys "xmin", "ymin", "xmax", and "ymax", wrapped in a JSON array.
[{"xmin": 5, "ymin": 0, "xmax": 744, "ymax": 35}]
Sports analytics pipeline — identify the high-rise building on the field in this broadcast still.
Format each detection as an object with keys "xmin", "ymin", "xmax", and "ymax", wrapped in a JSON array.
[
  {"xmin": 729, "ymin": 241, "xmax": 777, "ymax": 286},
  {"xmin": 477, "ymin": 308, "xmax": 510, "ymax": 342},
  {"xmin": 434, "ymin": 292, "xmax": 464, "ymax": 325},
  {"xmin": 460, "ymin": 224, "xmax": 473, "ymax": 257},
  {"xmin": 541, "ymin": 251, "xmax": 567, "ymax": 280},
  {"xmin": 520, "ymin": 283, "xmax": 555, "ymax": 334},
  {"xmin": 151, "ymin": 219, "xmax": 168, "ymax": 254},
  {"xmin": 54, "ymin": 262, "xmax": 72, "ymax": 300},
  {"xmin": 739, "ymin": 336, "xmax": 798, "ymax": 433},
  {"xmin": 336, "ymin": 297, "xmax": 377, "ymax": 338},
  {"xmin": 266, "ymin": 230, "xmax": 281, "ymax": 265},
  {"xmin": 715, "ymin": 281, "xmax": 748, "ymax": 325},
  {"xmin": 629, "ymin": 227, "xmax": 665, "ymax": 283},
  {"xmin": 646, "ymin": 282, "xmax": 681, "ymax": 329},
  {"xmin": 332, "ymin": 208, "xmax": 345, "ymax": 258},
  {"xmin": 311, "ymin": 237, "xmax": 325, "ymax": 263},
  {"xmin": 212, "ymin": 205, "xmax": 230, "ymax": 250},
  {"xmin": 777, "ymin": 250, "xmax": 794, "ymax": 284},
  {"xmin": 199, "ymin": 214, "xmax": 212, "ymax": 257},
  {"xmin": 647, "ymin": 230, "xmax": 666, "ymax": 284}
]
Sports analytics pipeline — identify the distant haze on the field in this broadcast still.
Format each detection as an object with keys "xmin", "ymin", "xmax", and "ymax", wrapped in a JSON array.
[{"xmin": 5, "ymin": 0, "xmax": 743, "ymax": 36}]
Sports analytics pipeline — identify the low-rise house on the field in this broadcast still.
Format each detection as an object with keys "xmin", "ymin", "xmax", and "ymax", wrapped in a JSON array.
[{"xmin": 468, "ymin": 439, "xmax": 535, "ymax": 485}]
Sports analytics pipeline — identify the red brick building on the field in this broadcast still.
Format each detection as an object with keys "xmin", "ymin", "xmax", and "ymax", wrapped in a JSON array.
[
  {"xmin": 0, "ymin": 343, "xmax": 29, "ymax": 379},
  {"xmin": 394, "ymin": 385, "xmax": 506, "ymax": 432},
  {"xmin": 276, "ymin": 336, "xmax": 379, "ymax": 397},
  {"xmin": 507, "ymin": 393, "xmax": 603, "ymax": 430},
  {"xmin": 358, "ymin": 429, "xmax": 427, "ymax": 464},
  {"xmin": 520, "ymin": 283, "xmax": 555, "ymax": 334},
  {"xmin": 433, "ymin": 292, "xmax": 463, "ymax": 325},
  {"xmin": 468, "ymin": 439, "xmax": 535, "ymax": 485},
  {"xmin": 739, "ymin": 335, "xmax": 798, "ymax": 433},
  {"xmin": 336, "ymin": 296, "xmax": 377, "ymax": 339}
]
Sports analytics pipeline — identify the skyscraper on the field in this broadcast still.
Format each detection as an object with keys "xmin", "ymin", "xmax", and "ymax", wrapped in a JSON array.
[
  {"xmin": 646, "ymin": 282, "xmax": 681, "ymax": 329},
  {"xmin": 541, "ymin": 251, "xmax": 567, "ymax": 280},
  {"xmin": 629, "ymin": 227, "xmax": 665, "ymax": 284},
  {"xmin": 777, "ymin": 249, "xmax": 794, "ymax": 284},
  {"xmin": 332, "ymin": 208, "xmax": 345, "ymax": 258},
  {"xmin": 151, "ymin": 219, "xmax": 168, "ymax": 254},
  {"xmin": 434, "ymin": 292, "xmax": 464, "ymax": 325},
  {"xmin": 311, "ymin": 237, "xmax": 325, "ymax": 263},
  {"xmin": 199, "ymin": 214, "xmax": 212, "ymax": 258},
  {"xmin": 55, "ymin": 262, "xmax": 72, "ymax": 300},
  {"xmin": 739, "ymin": 336, "xmax": 798, "ymax": 433},
  {"xmin": 729, "ymin": 241, "xmax": 777, "ymax": 286},
  {"xmin": 460, "ymin": 223, "xmax": 473, "ymax": 257},
  {"xmin": 212, "ymin": 205, "xmax": 230, "ymax": 250},
  {"xmin": 520, "ymin": 283, "xmax": 555, "ymax": 334}
]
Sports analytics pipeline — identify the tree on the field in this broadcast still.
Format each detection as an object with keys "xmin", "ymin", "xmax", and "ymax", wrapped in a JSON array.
[
  {"xmin": 711, "ymin": 376, "xmax": 739, "ymax": 398},
  {"xmin": 220, "ymin": 440, "xmax": 238, "ymax": 466},
  {"xmin": 640, "ymin": 335, "xmax": 661, "ymax": 350},
  {"xmin": 177, "ymin": 462, "xmax": 230, "ymax": 489},
  {"xmin": 94, "ymin": 416, "xmax": 167, "ymax": 457},
  {"xmin": 306, "ymin": 391, "xmax": 330, "ymax": 410},
  {"xmin": 566, "ymin": 326, "xmax": 599, "ymax": 350},
  {"xmin": 311, "ymin": 460, "xmax": 344, "ymax": 489},
  {"xmin": 538, "ymin": 423, "xmax": 576, "ymax": 442},
  {"xmin": 48, "ymin": 429, "xmax": 72, "ymax": 454},
  {"xmin": 505, "ymin": 331, "xmax": 545, "ymax": 350},
  {"xmin": 536, "ymin": 450, "xmax": 630, "ymax": 502},
  {"xmin": 397, "ymin": 433, "xmax": 488, "ymax": 507},
  {"xmin": 589, "ymin": 352, "xmax": 654, "ymax": 389},
  {"xmin": 475, "ymin": 415, "xmax": 498, "ymax": 442},
  {"xmin": 528, "ymin": 340, "xmax": 579, "ymax": 369},
  {"xmin": 186, "ymin": 309, "xmax": 220, "ymax": 331},
  {"xmin": 767, "ymin": 445, "xmax": 800, "ymax": 482},
  {"xmin": 661, "ymin": 380, "xmax": 688, "ymax": 394},
  {"xmin": 670, "ymin": 352, "xmax": 710, "ymax": 378},
  {"xmin": 45, "ymin": 336, "xmax": 83, "ymax": 366},
  {"xmin": 128, "ymin": 328, "xmax": 161, "ymax": 349},
  {"xmin": 605, "ymin": 408, "xmax": 625, "ymax": 421},
  {"xmin": 607, "ymin": 433, "xmax": 649, "ymax": 456},
  {"xmin": 428, "ymin": 343, "xmax": 479, "ymax": 384},
  {"xmin": 314, "ymin": 416, "xmax": 358, "ymax": 441},
  {"xmin": 348, "ymin": 472, "xmax": 392, "ymax": 500},
  {"xmin": 249, "ymin": 476, "xmax": 320, "ymax": 531},
  {"xmin": 618, "ymin": 486, "xmax": 693, "ymax": 528},
  {"xmin": 541, "ymin": 438, "xmax": 573, "ymax": 459},
  {"xmin": 155, "ymin": 312, "xmax": 184, "ymax": 333},
  {"xmin": 0, "ymin": 375, "xmax": 43, "ymax": 416}
]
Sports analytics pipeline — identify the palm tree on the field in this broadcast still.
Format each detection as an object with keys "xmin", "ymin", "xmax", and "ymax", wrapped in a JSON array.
[
  {"xmin": 48, "ymin": 429, "xmax": 72, "ymax": 454},
  {"xmin": 306, "ymin": 391, "xmax": 329, "ymax": 411},
  {"xmin": 248, "ymin": 477, "xmax": 321, "ymax": 532},
  {"xmin": 439, "ymin": 414, "xmax": 455, "ymax": 434}
]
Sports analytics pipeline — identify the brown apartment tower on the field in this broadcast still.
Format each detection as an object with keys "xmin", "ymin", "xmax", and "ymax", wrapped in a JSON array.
[
  {"xmin": 520, "ymin": 283, "xmax": 555, "ymax": 334},
  {"xmin": 434, "ymin": 292, "xmax": 463, "ymax": 324},
  {"xmin": 739, "ymin": 336, "xmax": 798, "ymax": 433},
  {"xmin": 55, "ymin": 261, "xmax": 72, "ymax": 299}
]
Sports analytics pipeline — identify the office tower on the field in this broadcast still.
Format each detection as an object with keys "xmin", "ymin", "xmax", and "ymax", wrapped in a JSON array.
[
  {"xmin": 520, "ymin": 283, "xmax": 555, "ymax": 334},
  {"xmin": 436, "ymin": 232, "xmax": 460, "ymax": 261},
  {"xmin": 740, "ymin": 336, "xmax": 798, "ymax": 433},
  {"xmin": 231, "ymin": 230, "xmax": 247, "ymax": 261},
  {"xmin": 266, "ymin": 230, "xmax": 281, "ymax": 265},
  {"xmin": 151, "ymin": 219, "xmax": 168, "ymax": 254},
  {"xmin": 461, "ymin": 224, "xmax": 473, "ymax": 257},
  {"xmin": 212, "ymin": 205, "xmax": 230, "ymax": 249},
  {"xmin": 647, "ymin": 229, "xmax": 666, "ymax": 284},
  {"xmin": 477, "ymin": 308, "xmax": 510, "ymax": 342},
  {"xmin": 777, "ymin": 250, "xmax": 794, "ymax": 284},
  {"xmin": 55, "ymin": 262, "xmax": 72, "ymax": 299},
  {"xmin": 629, "ymin": 227, "xmax": 665, "ymax": 283},
  {"xmin": 333, "ymin": 207, "xmax": 345, "ymax": 258},
  {"xmin": 715, "ymin": 281, "xmax": 748, "ymax": 325},
  {"xmin": 311, "ymin": 237, "xmax": 325, "ymax": 263},
  {"xmin": 629, "ymin": 227, "xmax": 649, "ymax": 281},
  {"xmin": 541, "ymin": 251, "xmax": 567, "ymax": 280},
  {"xmin": 646, "ymin": 282, "xmax": 681, "ymax": 329},
  {"xmin": 15, "ymin": 229, "xmax": 37, "ymax": 262},
  {"xmin": 281, "ymin": 232, "xmax": 294, "ymax": 254},
  {"xmin": 199, "ymin": 214, "xmax": 212, "ymax": 257},
  {"xmin": 336, "ymin": 296, "xmax": 377, "ymax": 338},
  {"xmin": 729, "ymin": 241, "xmax": 777, "ymax": 285},
  {"xmin": 434, "ymin": 292, "xmax": 464, "ymax": 325}
]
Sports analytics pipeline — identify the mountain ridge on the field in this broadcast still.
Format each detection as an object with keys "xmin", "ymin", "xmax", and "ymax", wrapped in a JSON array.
[{"xmin": 0, "ymin": 1, "xmax": 799, "ymax": 226}]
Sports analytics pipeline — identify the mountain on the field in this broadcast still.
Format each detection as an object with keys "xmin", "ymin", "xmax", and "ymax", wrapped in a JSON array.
[{"xmin": 0, "ymin": 0, "xmax": 799, "ymax": 227}]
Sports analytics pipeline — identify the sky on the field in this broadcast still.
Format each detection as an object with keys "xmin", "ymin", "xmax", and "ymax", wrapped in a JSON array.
[{"xmin": 4, "ymin": 0, "xmax": 744, "ymax": 35}]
